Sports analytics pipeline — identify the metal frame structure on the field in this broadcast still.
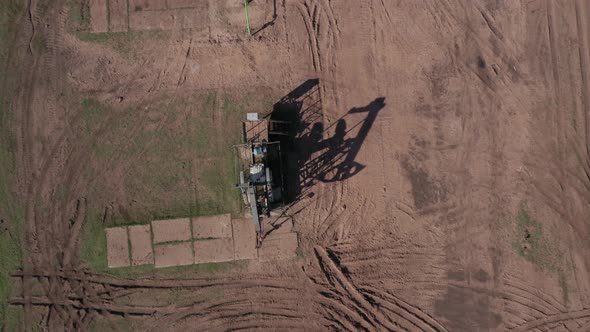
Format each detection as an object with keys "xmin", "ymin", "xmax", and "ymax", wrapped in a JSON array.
[{"xmin": 234, "ymin": 115, "xmax": 287, "ymax": 247}]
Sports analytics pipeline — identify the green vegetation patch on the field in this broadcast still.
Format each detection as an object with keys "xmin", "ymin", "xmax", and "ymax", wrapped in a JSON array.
[
  {"xmin": 512, "ymin": 203, "xmax": 561, "ymax": 271},
  {"xmin": 77, "ymin": 89, "xmax": 277, "ymax": 276},
  {"xmin": 67, "ymin": 0, "xmax": 168, "ymax": 57},
  {"xmin": 66, "ymin": 0, "xmax": 167, "ymax": 59},
  {"xmin": 89, "ymin": 315, "xmax": 134, "ymax": 332},
  {"xmin": 67, "ymin": 0, "xmax": 90, "ymax": 31},
  {"xmin": 512, "ymin": 202, "xmax": 570, "ymax": 303},
  {"xmin": 0, "ymin": 0, "xmax": 25, "ymax": 328},
  {"xmin": 80, "ymin": 207, "xmax": 108, "ymax": 271},
  {"xmin": 0, "ymin": 0, "xmax": 22, "ymax": 63},
  {"xmin": 108, "ymin": 260, "xmax": 248, "ymax": 279},
  {"xmin": 74, "ymin": 30, "xmax": 167, "ymax": 58}
]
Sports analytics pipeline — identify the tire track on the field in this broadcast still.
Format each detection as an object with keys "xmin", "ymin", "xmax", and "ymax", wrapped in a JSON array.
[
  {"xmin": 297, "ymin": 1, "xmax": 322, "ymax": 73},
  {"xmin": 323, "ymin": 305, "xmax": 359, "ymax": 331},
  {"xmin": 318, "ymin": 0, "xmax": 340, "ymax": 47},
  {"xmin": 315, "ymin": 246, "xmax": 402, "ymax": 331},
  {"xmin": 140, "ymin": 275, "xmax": 322, "ymax": 331},
  {"xmin": 572, "ymin": 319, "xmax": 590, "ymax": 332},
  {"xmin": 313, "ymin": 246, "xmax": 449, "ymax": 332},
  {"xmin": 574, "ymin": 0, "xmax": 590, "ymax": 157},
  {"xmin": 13, "ymin": 269, "xmax": 316, "ymax": 329},
  {"xmin": 505, "ymin": 274, "xmax": 569, "ymax": 315},
  {"xmin": 503, "ymin": 276, "xmax": 568, "ymax": 314},
  {"xmin": 363, "ymin": 292, "xmax": 437, "ymax": 332},
  {"xmin": 14, "ymin": 0, "xmax": 69, "ymax": 327},
  {"xmin": 502, "ymin": 293, "xmax": 557, "ymax": 317},
  {"xmin": 317, "ymin": 295, "xmax": 376, "ymax": 331},
  {"xmin": 447, "ymin": 282, "xmax": 558, "ymax": 320},
  {"xmin": 296, "ymin": 0, "xmax": 340, "ymax": 108},
  {"xmin": 147, "ymin": 299, "xmax": 251, "ymax": 331},
  {"xmin": 14, "ymin": 270, "xmax": 302, "ymax": 290},
  {"xmin": 361, "ymin": 286, "xmax": 450, "ymax": 332},
  {"xmin": 511, "ymin": 308, "xmax": 590, "ymax": 332},
  {"xmin": 545, "ymin": 0, "xmax": 566, "ymax": 159},
  {"xmin": 317, "ymin": 193, "xmax": 365, "ymax": 244}
]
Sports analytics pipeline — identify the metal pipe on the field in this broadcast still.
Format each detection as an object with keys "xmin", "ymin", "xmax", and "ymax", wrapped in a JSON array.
[{"xmin": 244, "ymin": 0, "xmax": 252, "ymax": 35}]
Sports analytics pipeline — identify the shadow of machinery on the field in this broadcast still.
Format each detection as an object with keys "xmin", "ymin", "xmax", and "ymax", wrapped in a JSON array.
[
  {"xmin": 268, "ymin": 79, "xmax": 385, "ymax": 205},
  {"xmin": 251, "ymin": 0, "xmax": 278, "ymax": 36}
]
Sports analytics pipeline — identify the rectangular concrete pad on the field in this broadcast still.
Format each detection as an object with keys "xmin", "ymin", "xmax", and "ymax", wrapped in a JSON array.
[
  {"xmin": 105, "ymin": 227, "xmax": 130, "ymax": 268},
  {"xmin": 128, "ymin": 224, "xmax": 153, "ymax": 266},
  {"xmin": 152, "ymin": 218, "xmax": 191, "ymax": 243},
  {"xmin": 192, "ymin": 214, "xmax": 232, "ymax": 239},
  {"xmin": 109, "ymin": 0, "xmax": 129, "ymax": 32},
  {"xmin": 89, "ymin": 0, "xmax": 108, "ymax": 33},
  {"xmin": 258, "ymin": 232, "xmax": 298, "ymax": 261},
  {"xmin": 194, "ymin": 238, "xmax": 235, "ymax": 264},
  {"xmin": 154, "ymin": 242, "xmax": 194, "ymax": 268},
  {"xmin": 130, "ymin": 7, "xmax": 208, "ymax": 31},
  {"xmin": 231, "ymin": 219, "xmax": 258, "ymax": 260}
]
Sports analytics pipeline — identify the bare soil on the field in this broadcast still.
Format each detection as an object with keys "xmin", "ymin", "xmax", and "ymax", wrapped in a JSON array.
[
  {"xmin": 89, "ymin": 0, "xmax": 108, "ymax": 32},
  {"xmin": 151, "ymin": 218, "xmax": 192, "ymax": 243},
  {"xmin": 154, "ymin": 242, "xmax": 194, "ymax": 268},
  {"xmin": 3, "ymin": 0, "xmax": 590, "ymax": 331},
  {"xmin": 232, "ymin": 218, "xmax": 258, "ymax": 260},
  {"xmin": 193, "ymin": 238, "xmax": 235, "ymax": 264},
  {"xmin": 192, "ymin": 214, "xmax": 232, "ymax": 239},
  {"xmin": 128, "ymin": 224, "xmax": 154, "ymax": 266},
  {"xmin": 105, "ymin": 227, "xmax": 130, "ymax": 268}
]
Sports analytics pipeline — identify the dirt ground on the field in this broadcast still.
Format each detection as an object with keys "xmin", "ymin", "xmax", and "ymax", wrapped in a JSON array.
[{"xmin": 2, "ymin": 0, "xmax": 590, "ymax": 331}]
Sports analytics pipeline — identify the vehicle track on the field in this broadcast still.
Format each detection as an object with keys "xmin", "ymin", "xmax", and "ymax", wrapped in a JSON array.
[
  {"xmin": 575, "ymin": 0, "xmax": 590, "ymax": 158},
  {"xmin": 12, "ymin": 0, "xmax": 72, "ymax": 327},
  {"xmin": 12, "ymin": 270, "xmax": 302, "ymax": 290},
  {"xmin": 296, "ymin": 0, "xmax": 340, "ymax": 108},
  {"xmin": 12, "ymin": 268, "xmax": 321, "ymax": 329},
  {"xmin": 312, "ymin": 245, "xmax": 449, "ymax": 332},
  {"xmin": 503, "ymin": 275, "xmax": 568, "ymax": 314},
  {"xmin": 510, "ymin": 308, "xmax": 590, "ymax": 332}
]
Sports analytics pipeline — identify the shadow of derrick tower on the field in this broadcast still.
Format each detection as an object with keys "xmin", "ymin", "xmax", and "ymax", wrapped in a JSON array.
[{"xmin": 270, "ymin": 79, "xmax": 385, "ymax": 203}]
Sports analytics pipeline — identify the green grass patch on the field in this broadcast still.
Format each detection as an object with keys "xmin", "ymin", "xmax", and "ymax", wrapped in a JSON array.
[
  {"xmin": 107, "ymin": 260, "xmax": 248, "ymax": 279},
  {"xmin": 67, "ymin": 0, "xmax": 90, "ymax": 31},
  {"xmin": 66, "ymin": 0, "xmax": 167, "ymax": 58},
  {"xmin": 0, "ymin": 1, "xmax": 23, "ymax": 64},
  {"xmin": 80, "ymin": 208, "xmax": 108, "ymax": 271},
  {"xmin": 3, "ymin": 306, "xmax": 24, "ymax": 331},
  {"xmin": 512, "ymin": 202, "xmax": 571, "ymax": 303},
  {"xmin": 512, "ymin": 203, "xmax": 561, "ymax": 272},
  {"xmin": 32, "ymin": 33, "xmax": 47, "ymax": 54},
  {"xmin": 89, "ymin": 315, "xmax": 133, "ymax": 332},
  {"xmin": 74, "ymin": 30, "xmax": 167, "ymax": 59},
  {"xmin": 0, "ymin": 0, "xmax": 25, "ymax": 328},
  {"xmin": 77, "ymin": 89, "xmax": 277, "ymax": 276}
]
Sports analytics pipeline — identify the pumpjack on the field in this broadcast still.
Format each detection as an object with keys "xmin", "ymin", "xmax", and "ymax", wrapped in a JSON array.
[{"xmin": 234, "ymin": 113, "xmax": 288, "ymax": 247}]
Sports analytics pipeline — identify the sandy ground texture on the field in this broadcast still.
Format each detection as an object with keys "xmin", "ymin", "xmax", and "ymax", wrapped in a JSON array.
[
  {"xmin": 192, "ymin": 214, "xmax": 232, "ymax": 239},
  {"xmin": 128, "ymin": 224, "xmax": 154, "ymax": 266},
  {"xmin": 105, "ymin": 227, "xmax": 130, "ymax": 268},
  {"xmin": 151, "ymin": 218, "xmax": 192, "ymax": 243},
  {"xmin": 4, "ymin": 0, "xmax": 590, "ymax": 331},
  {"xmin": 154, "ymin": 242, "xmax": 194, "ymax": 268}
]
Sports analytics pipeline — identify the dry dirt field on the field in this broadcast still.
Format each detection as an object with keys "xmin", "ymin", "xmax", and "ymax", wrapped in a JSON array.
[{"xmin": 2, "ymin": 0, "xmax": 590, "ymax": 331}]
